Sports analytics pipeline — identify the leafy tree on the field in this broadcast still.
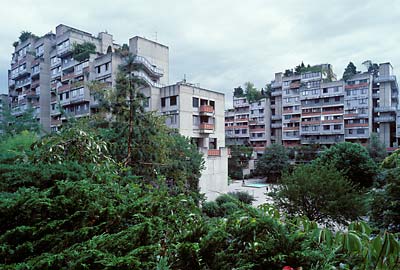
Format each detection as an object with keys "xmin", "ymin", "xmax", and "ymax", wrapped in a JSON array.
[
  {"xmin": 284, "ymin": 69, "xmax": 293, "ymax": 77},
  {"xmin": 228, "ymin": 145, "xmax": 253, "ymax": 179},
  {"xmin": 272, "ymin": 163, "xmax": 366, "ymax": 225},
  {"xmin": 366, "ymin": 132, "xmax": 387, "ymax": 164},
  {"xmin": 294, "ymin": 144, "xmax": 319, "ymax": 164},
  {"xmin": 0, "ymin": 131, "xmax": 37, "ymax": 164},
  {"xmin": 315, "ymin": 142, "xmax": 378, "ymax": 188},
  {"xmin": 233, "ymin": 86, "xmax": 244, "ymax": 97},
  {"xmin": 371, "ymin": 149, "xmax": 400, "ymax": 232},
  {"xmin": 381, "ymin": 148, "xmax": 400, "ymax": 169},
  {"xmin": 255, "ymin": 144, "xmax": 289, "ymax": 182},
  {"xmin": 244, "ymin": 82, "xmax": 262, "ymax": 103},
  {"xmin": 18, "ymin": 31, "xmax": 37, "ymax": 43},
  {"xmin": 342, "ymin": 62, "xmax": 358, "ymax": 81},
  {"xmin": 72, "ymin": 41, "xmax": 96, "ymax": 62}
]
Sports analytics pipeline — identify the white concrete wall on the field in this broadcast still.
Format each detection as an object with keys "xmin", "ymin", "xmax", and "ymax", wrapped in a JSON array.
[{"xmin": 200, "ymin": 148, "xmax": 229, "ymax": 201}]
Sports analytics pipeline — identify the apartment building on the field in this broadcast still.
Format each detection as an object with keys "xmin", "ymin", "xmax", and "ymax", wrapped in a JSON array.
[
  {"xmin": 0, "ymin": 94, "xmax": 9, "ymax": 131},
  {"xmin": 158, "ymin": 82, "xmax": 228, "ymax": 200},
  {"xmin": 8, "ymin": 24, "xmax": 228, "ymax": 200},
  {"xmin": 226, "ymin": 63, "xmax": 399, "ymax": 159}
]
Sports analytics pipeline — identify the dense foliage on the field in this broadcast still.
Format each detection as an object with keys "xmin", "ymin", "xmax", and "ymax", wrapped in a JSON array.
[
  {"xmin": 255, "ymin": 144, "xmax": 289, "ymax": 182},
  {"xmin": 72, "ymin": 42, "xmax": 97, "ymax": 62},
  {"xmin": 367, "ymin": 133, "xmax": 387, "ymax": 164},
  {"xmin": 315, "ymin": 142, "xmax": 378, "ymax": 188},
  {"xmin": 342, "ymin": 61, "xmax": 358, "ymax": 81},
  {"xmin": 227, "ymin": 145, "xmax": 253, "ymax": 179},
  {"xmin": 272, "ymin": 163, "xmax": 366, "ymax": 225}
]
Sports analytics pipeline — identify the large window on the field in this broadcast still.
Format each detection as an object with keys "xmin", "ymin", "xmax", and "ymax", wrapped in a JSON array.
[
  {"xmin": 161, "ymin": 97, "xmax": 166, "ymax": 107},
  {"xmin": 192, "ymin": 97, "xmax": 199, "ymax": 108},
  {"xmin": 170, "ymin": 96, "xmax": 177, "ymax": 106}
]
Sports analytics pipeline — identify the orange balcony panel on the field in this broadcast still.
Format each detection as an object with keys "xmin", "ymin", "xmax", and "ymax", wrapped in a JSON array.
[
  {"xmin": 302, "ymin": 121, "xmax": 320, "ymax": 125},
  {"xmin": 200, "ymin": 123, "xmax": 214, "ymax": 130},
  {"xmin": 61, "ymin": 73, "xmax": 75, "ymax": 81},
  {"xmin": 290, "ymin": 117, "xmax": 300, "ymax": 122},
  {"xmin": 322, "ymin": 110, "xmax": 343, "ymax": 115},
  {"xmin": 344, "ymin": 113, "xmax": 357, "ymax": 118},
  {"xmin": 321, "ymin": 119, "xmax": 343, "ymax": 124},
  {"xmin": 250, "ymin": 128, "xmax": 265, "ymax": 132},
  {"xmin": 208, "ymin": 149, "xmax": 221, "ymax": 156},
  {"xmin": 200, "ymin": 105, "xmax": 214, "ymax": 113},
  {"xmin": 302, "ymin": 111, "xmax": 321, "ymax": 116},
  {"xmin": 345, "ymin": 82, "xmax": 369, "ymax": 89},
  {"xmin": 283, "ymin": 126, "xmax": 300, "ymax": 131},
  {"xmin": 58, "ymin": 84, "xmax": 71, "ymax": 92},
  {"xmin": 345, "ymin": 123, "xmax": 369, "ymax": 128}
]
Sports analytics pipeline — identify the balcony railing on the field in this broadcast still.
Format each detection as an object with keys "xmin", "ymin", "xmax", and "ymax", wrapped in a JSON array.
[
  {"xmin": 200, "ymin": 105, "xmax": 214, "ymax": 114},
  {"xmin": 199, "ymin": 123, "xmax": 214, "ymax": 130},
  {"xmin": 374, "ymin": 75, "xmax": 396, "ymax": 83},
  {"xmin": 271, "ymin": 115, "xmax": 282, "ymax": 120},
  {"xmin": 271, "ymin": 123, "xmax": 282, "ymax": 128},
  {"xmin": 374, "ymin": 116, "xmax": 396, "ymax": 122},
  {"xmin": 271, "ymin": 90, "xmax": 282, "ymax": 96},
  {"xmin": 345, "ymin": 123, "xmax": 369, "ymax": 128},
  {"xmin": 207, "ymin": 149, "xmax": 221, "ymax": 156},
  {"xmin": 374, "ymin": 106, "xmax": 397, "ymax": 112}
]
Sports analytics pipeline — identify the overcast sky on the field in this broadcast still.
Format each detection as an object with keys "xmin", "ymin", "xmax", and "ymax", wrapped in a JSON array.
[{"xmin": 1, "ymin": 0, "xmax": 400, "ymax": 107}]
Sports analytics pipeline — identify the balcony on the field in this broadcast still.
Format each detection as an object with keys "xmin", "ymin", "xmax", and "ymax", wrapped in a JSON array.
[
  {"xmin": 132, "ymin": 71, "xmax": 164, "ymax": 88},
  {"xmin": 283, "ymin": 126, "xmax": 300, "ymax": 131},
  {"xmin": 57, "ymin": 44, "xmax": 72, "ymax": 57},
  {"xmin": 345, "ymin": 82, "xmax": 369, "ymax": 89},
  {"xmin": 321, "ymin": 109, "xmax": 344, "ymax": 115},
  {"xmin": 133, "ymin": 55, "xmax": 164, "ymax": 77},
  {"xmin": 207, "ymin": 149, "xmax": 221, "ymax": 156},
  {"xmin": 302, "ymin": 111, "xmax": 321, "ymax": 117},
  {"xmin": 199, "ymin": 105, "xmax": 214, "ymax": 115},
  {"xmin": 199, "ymin": 123, "xmax": 214, "ymax": 133},
  {"xmin": 61, "ymin": 72, "xmax": 75, "ymax": 82},
  {"xmin": 345, "ymin": 123, "xmax": 369, "ymax": 128},
  {"xmin": 374, "ymin": 116, "xmax": 396, "ymax": 122},
  {"xmin": 250, "ymin": 127, "xmax": 265, "ymax": 132},
  {"xmin": 253, "ymin": 147, "xmax": 265, "ymax": 152},
  {"xmin": 374, "ymin": 75, "xmax": 396, "ymax": 83},
  {"xmin": 372, "ymin": 93, "xmax": 380, "ymax": 99},
  {"xmin": 321, "ymin": 119, "xmax": 343, "ymax": 124},
  {"xmin": 374, "ymin": 106, "xmax": 397, "ymax": 112},
  {"xmin": 290, "ymin": 82, "xmax": 301, "ymax": 89},
  {"xmin": 271, "ymin": 123, "xmax": 282, "ymax": 128},
  {"xmin": 51, "ymin": 119, "xmax": 62, "ymax": 126},
  {"xmin": 58, "ymin": 84, "xmax": 71, "ymax": 92},
  {"xmin": 62, "ymin": 60, "xmax": 75, "ymax": 70},
  {"xmin": 302, "ymin": 120, "xmax": 320, "ymax": 125},
  {"xmin": 271, "ymin": 115, "xmax": 282, "ymax": 120},
  {"xmin": 271, "ymin": 90, "xmax": 282, "ymax": 96},
  {"xmin": 235, "ymin": 117, "xmax": 249, "ymax": 122}
]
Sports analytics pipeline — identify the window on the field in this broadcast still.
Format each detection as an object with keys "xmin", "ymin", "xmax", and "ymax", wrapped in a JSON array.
[
  {"xmin": 105, "ymin": 63, "xmax": 109, "ymax": 71},
  {"xmin": 324, "ymin": 98, "xmax": 330, "ymax": 103},
  {"xmin": 161, "ymin": 97, "xmax": 166, "ymax": 107},
  {"xmin": 242, "ymin": 129, "xmax": 247, "ymax": 134},
  {"xmin": 193, "ymin": 115, "xmax": 199, "ymax": 125},
  {"xmin": 59, "ymin": 94, "xmax": 63, "ymax": 101},
  {"xmin": 66, "ymin": 92, "xmax": 70, "ymax": 99},
  {"xmin": 349, "ymin": 129, "xmax": 353, "ymax": 135},
  {"xmin": 79, "ymin": 88, "xmax": 84, "ymax": 96},
  {"xmin": 192, "ymin": 97, "xmax": 199, "ymax": 107},
  {"xmin": 335, "ymin": 96, "xmax": 340, "ymax": 101},
  {"xmin": 235, "ymin": 130, "xmax": 240, "ymax": 134},
  {"xmin": 259, "ymin": 109, "xmax": 264, "ymax": 113},
  {"xmin": 334, "ymin": 124, "xmax": 341, "ymax": 130},
  {"xmin": 170, "ymin": 96, "xmax": 177, "ymax": 106},
  {"xmin": 96, "ymin": 66, "xmax": 101, "ymax": 73},
  {"xmin": 323, "ymin": 88, "xmax": 328, "ymax": 93},
  {"xmin": 72, "ymin": 90, "xmax": 77, "ymax": 97},
  {"xmin": 143, "ymin": 97, "xmax": 150, "ymax": 107},
  {"xmin": 323, "ymin": 125, "xmax": 330, "ymax": 130}
]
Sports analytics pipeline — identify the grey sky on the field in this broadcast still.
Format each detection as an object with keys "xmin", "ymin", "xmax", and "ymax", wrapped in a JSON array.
[{"xmin": 1, "ymin": 0, "xmax": 400, "ymax": 107}]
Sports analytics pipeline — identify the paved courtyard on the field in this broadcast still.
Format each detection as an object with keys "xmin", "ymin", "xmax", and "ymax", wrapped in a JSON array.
[{"xmin": 227, "ymin": 178, "xmax": 276, "ymax": 206}]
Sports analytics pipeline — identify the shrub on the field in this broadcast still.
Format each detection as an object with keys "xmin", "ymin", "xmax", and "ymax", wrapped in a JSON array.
[{"xmin": 227, "ymin": 191, "xmax": 255, "ymax": 205}]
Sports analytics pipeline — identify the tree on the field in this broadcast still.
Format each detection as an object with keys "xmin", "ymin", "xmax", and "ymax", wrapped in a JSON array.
[
  {"xmin": 244, "ymin": 82, "xmax": 262, "ymax": 103},
  {"xmin": 233, "ymin": 86, "xmax": 244, "ymax": 97},
  {"xmin": 366, "ymin": 132, "xmax": 387, "ymax": 164},
  {"xmin": 342, "ymin": 62, "xmax": 358, "ymax": 81},
  {"xmin": 255, "ymin": 144, "xmax": 289, "ymax": 182},
  {"xmin": 228, "ymin": 145, "xmax": 253, "ymax": 179},
  {"xmin": 272, "ymin": 163, "xmax": 366, "ymax": 225},
  {"xmin": 294, "ymin": 144, "xmax": 319, "ymax": 164},
  {"xmin": 315, "ymin": 142, "xmax": 378, "ymax": 188}
]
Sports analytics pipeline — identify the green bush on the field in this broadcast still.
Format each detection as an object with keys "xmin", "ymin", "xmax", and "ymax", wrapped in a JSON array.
[{"xmin": 227, "ymin": 191, "xmax": 255, "ymax": 205}]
